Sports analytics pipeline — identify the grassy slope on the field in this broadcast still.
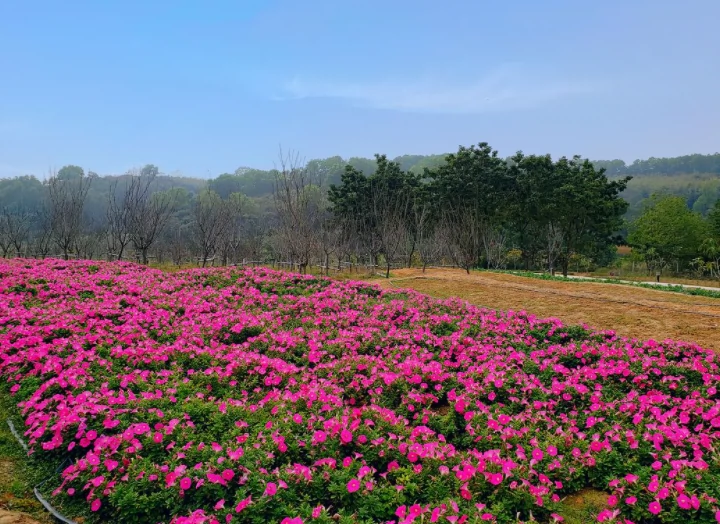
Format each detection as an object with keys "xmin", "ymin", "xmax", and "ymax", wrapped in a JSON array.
[{"xmin": 0, "ymin": 398, "xmax": 52, "ymax": 523}]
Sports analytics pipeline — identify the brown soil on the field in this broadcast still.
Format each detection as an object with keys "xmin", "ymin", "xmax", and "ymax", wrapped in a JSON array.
[
  {"xmin": 0, "ymin": 510, "xmax": 42, "ymax": 524},
  {"xmin": 368, "ymin": 268, "xmax": 720, "ymax": 351}
]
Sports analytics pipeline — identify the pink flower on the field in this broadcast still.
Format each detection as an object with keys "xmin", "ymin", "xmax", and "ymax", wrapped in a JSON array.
[
  {"xmin": 214, "ymin": 499, "xmax": 225, "ymax": 510},
  {"xmin": 487, "ymin": 473, "xmax": 503, "ymax": 485},
  {"xmin": 430, "ymin": 507, "xmax": 442, "ymax": 522},
  {"xmin": 90, "ymin": 476, "xmax": 105, "ymax": 487},
  {"xmin": 222, "ymin": 469, "xmax": 235, "ymax": 481},
  {"xmin": 91, "ymin": 499, "xmax": 102, "ymax": 512},
  {"xmin": 625, "ymin": 496, "xmax": 637, "ymax": 505},
  {"xmin": 180, "ymin": 477, "xmax": 191, "ymax": 490},
  {"xmin": 532, "ymin": 448, "xmax": 544, "ymax": 461},
  {"xmin": 265, "ymin": 482, "xmax": 277, "ymax": 496},
  {"xmin": 607, "ymin": 495, "xmax": 618, "ymax": 507},
  {"xmin": 235, "ymin": 496, "xmax": 251, "ymax": 512},
  {"xmin": 340, "ymin": 430, "xmax": 353, "ymax": 444},
  {"xmin": 676, "ymin": 494, "xmax": 691, "ymax": 510},
  {"xmin": 347, "ymin": 479, "xmax": 360, "ymax": 493},
  {"xmin": 311, "ymin": 506, "xmax": 323, "ymax": 518},
  {"xmin": 648, "ymin": 501, "xmax": 662, "ymax": 515},
  {"xmin": 597, "ymin": 510, "xmax": 613, "ymax": 522}
]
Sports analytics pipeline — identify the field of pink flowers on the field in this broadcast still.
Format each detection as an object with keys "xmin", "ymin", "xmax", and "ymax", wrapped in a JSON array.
[{"xmin": 1, "ymin": 259, "xmax": 720, "ymax": 524}]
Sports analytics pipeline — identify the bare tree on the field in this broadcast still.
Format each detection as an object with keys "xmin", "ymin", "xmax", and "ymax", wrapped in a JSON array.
[
  {"xmin": 74, "ymin": 227, "xmax": 103, "ymax": 260},
  {"xmin": 370, "ymin": 179, "xmax": 411, "ymax": 278},
  {"xmin": 335, "ymin": 217, "xmax": 358, "ymax": 272},
  {"xmin": 272, "ymin": 148, "xmax": 323, "ymax": 273},
  {"xmin": 46, "ymin": 171, "xmax": 92, "ymax": 260},
  {"xmin": 545, "ymin": 222, "xmax": 564, "ymax": 275},
  {"xmin": 412, "ymin": 201, "xmax": 443, "ymax": 272},
  {"xmin": 0, "ymin": 212, "xmax": 11, "ymax": 257},
  {"xmin": 125, "ymin": 167, "xmax": 176, "ymax": 264},
  {"xmin": 415, "ymin": 208, "xmax": 447, "ymax": 272},
  {"xmin": 442, "ymin": 204, "xmax": 481, "ymax": 274},
  {"xmin": 319, "ymin": 217, "xmax": 341, "ymax": 275},
  {"xmin": 240, "ymin": 214, "xmax": 267, "ymax": 263},
  {"xmin": 106, "ymin": 178, "xmax": 132, "ymax": 260},
  {"xmin": 481, "ymin": 226, "xmax": 509, "ymax": 269},
  {"xmin": 6, "ymin": 209, "xmax": 34, "ymax": 257},
  {"xmin": 167, "ymin": 225, "xmax": 192, "ymax": 267},
  {"xmin": 30, "ymin": 209, "xmax": 53, "ymax": 259},
  {"xmin": 193, "ymin": 190, "xmax": 240, "ymax": 267}
]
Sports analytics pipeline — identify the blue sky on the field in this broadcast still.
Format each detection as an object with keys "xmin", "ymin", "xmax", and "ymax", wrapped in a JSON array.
[{"xmin": 1, "ymin": 0, "xmax": 718, "ymax": 178}]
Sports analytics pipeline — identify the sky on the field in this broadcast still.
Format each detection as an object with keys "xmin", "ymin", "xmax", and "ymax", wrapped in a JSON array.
[{"xmin": 1, "ymin": 0, "xmax": 719, "ymax": 178}]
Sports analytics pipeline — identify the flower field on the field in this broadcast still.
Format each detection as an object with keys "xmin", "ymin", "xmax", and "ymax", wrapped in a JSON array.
[{"xmin": 1, "ymin": 260, "xmax": 720, "ymax": 524}]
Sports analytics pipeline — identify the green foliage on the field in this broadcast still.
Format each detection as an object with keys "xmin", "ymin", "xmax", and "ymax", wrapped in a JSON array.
[
  {"xmin": 628, "ymin": 195, "xmax": 709, "ymax": 266},
  {"xmin": 218, "ymin": 325, "xmax": 263, "ymax": 345},
  {"xmin": 708, "ymin": 199, "xmax": 720, "ymax": 238}
]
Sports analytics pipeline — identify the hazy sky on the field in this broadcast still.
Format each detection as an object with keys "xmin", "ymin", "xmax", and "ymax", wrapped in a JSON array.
[{"xmin": 1, "ymin": 0, "xmax": 718, "ymax": 178}]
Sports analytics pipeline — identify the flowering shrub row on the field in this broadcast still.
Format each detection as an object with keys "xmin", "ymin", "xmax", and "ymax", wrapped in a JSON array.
[{"xmin": 1, "ymin": 259, "xmax": 719, "ymax": 523}]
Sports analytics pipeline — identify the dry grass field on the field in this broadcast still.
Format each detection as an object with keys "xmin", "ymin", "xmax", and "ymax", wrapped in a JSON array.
[{"xmin": 367, "ymin": 268, "xmax": 720, "ymax": 351}]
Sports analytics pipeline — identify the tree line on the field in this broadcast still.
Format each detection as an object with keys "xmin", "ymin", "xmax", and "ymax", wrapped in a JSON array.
[{"xmin": 2, "ymin": 143, "xmax": 720, "ymax": 279}]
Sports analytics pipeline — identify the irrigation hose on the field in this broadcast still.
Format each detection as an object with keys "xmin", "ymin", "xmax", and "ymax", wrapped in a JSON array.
[
  {"xmin": 6, "ymin": 419, "xmax": 28, "ymax": 452},
  {"xmin": 6, "ymin": 419, "xmax": 79, "ymax": 524}
]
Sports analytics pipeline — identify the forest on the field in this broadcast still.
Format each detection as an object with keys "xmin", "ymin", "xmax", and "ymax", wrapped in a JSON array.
[{"xmin": 1, "ymin": 146, "xmax": 720, "ymax": 278}]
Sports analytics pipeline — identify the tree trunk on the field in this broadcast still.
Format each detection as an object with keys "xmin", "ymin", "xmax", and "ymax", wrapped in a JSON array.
[
  {"xmin": 386, "ymin": 261, "xmax": 391, "ymax": 279},
  {"xmin": 407, "ymin": 239, "xmax": 416, "ymax": 268},
  {"xmin": 142, "ymin": 248, "xmax": 149, "ymax": 265}
]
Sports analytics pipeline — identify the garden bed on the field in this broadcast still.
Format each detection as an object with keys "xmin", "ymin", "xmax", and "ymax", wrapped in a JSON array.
[{"xmin": 1, "ymin": 259, "xmax": 719, "ymax": 523}]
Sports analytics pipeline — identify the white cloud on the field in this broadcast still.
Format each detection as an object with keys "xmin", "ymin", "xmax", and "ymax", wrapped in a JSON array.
[{"xmin": 280, "ymin": 65, "xmax": 599, "ymax": 114}]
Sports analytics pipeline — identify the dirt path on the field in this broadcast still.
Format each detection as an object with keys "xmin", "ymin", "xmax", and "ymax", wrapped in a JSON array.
[{"xmin": 371, "ymin": 268, "xmax": 720, "ymax": 350}]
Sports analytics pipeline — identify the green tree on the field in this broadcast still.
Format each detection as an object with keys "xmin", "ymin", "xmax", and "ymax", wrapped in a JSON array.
[
  {"xmin": 551, "ymin": 157, "xmax": 630, "ymax": 276},
  {"xmin": 427, "ymin": 143, "xmax": 511, "ymax": 272},
  {"xmin": 57, "ymin": 165, "xmax": 85, "ymax": 181},
  {"xmin": 707, "ymin": 199, "xmax": 720, "ymax": 238},
  {"xmin": 628, "ymin": 195, "xmax": 709, "ymax": 272}
]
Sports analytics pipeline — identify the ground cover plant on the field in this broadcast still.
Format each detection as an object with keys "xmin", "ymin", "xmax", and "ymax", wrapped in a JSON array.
[{"xmin": 1, "ymin": 259, "xmax": 719, "ymax": 524}]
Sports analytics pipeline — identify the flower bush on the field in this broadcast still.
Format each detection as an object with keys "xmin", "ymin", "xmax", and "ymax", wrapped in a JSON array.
[{"xmin": 1, "ymin": 259, "xmax": 720, "ymax": 524}]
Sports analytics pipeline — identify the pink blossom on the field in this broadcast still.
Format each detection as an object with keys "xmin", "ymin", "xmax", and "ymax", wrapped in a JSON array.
[
  {"xmin": 265, "ymin": 482, "xmax": 277, "ymax": 496},
  {"xmin": 676, "ymin": 494, "xmax": 691, "ymax": 510},
  {"xmin": 648, "ymin": 501, "xmax": 662, "ymax": 515}
]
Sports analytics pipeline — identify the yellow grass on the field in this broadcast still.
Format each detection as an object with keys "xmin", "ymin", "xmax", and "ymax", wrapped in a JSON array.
[{"xmin": 364, "ymin": 268, "xmax": 720, "ymax": 351}]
